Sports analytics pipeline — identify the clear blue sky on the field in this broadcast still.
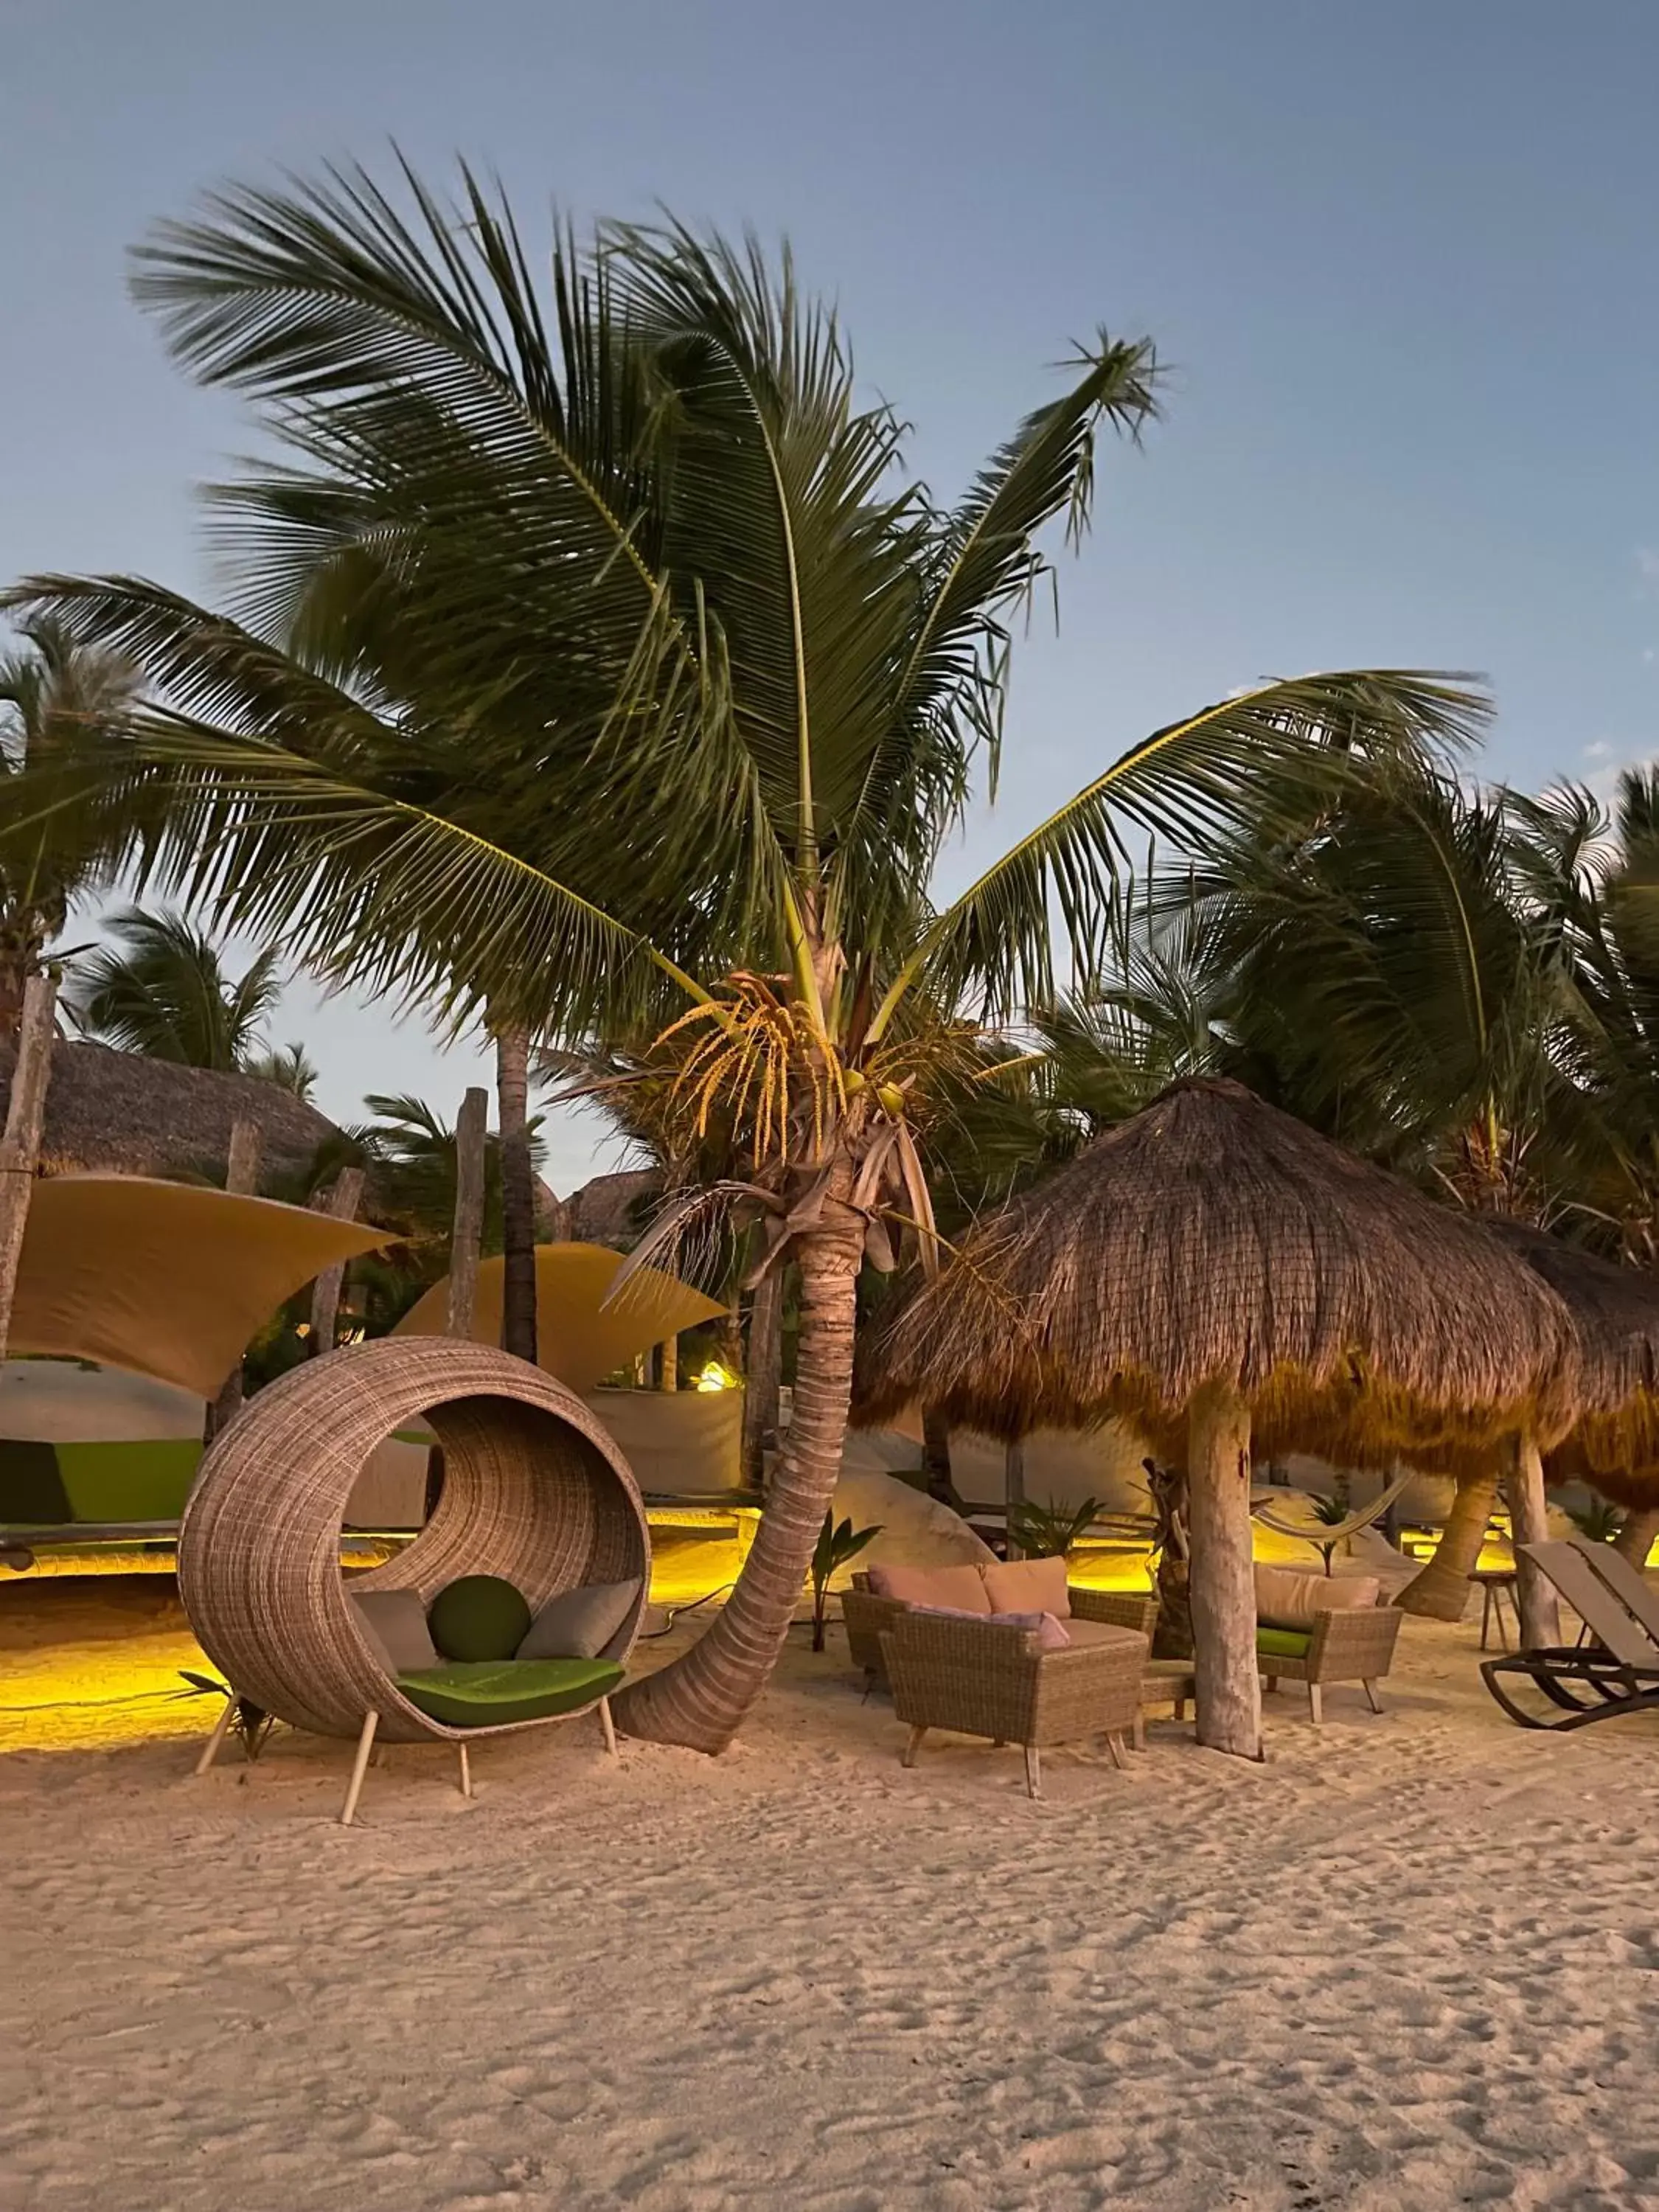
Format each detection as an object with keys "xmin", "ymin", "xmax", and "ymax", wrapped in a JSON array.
[{"xmin": 4, "ymin": 1, "xmax": 1658, "ymax": 1185}]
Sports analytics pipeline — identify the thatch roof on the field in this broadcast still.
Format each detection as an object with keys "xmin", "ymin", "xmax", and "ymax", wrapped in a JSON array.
[
  {"xmin": 858, "ymin": 1078, "xmax": 1578, "ymax": 1459},
  {"xmin": 1486, "ymin": 1222, "xmax": 1659, "ymax": 1506},
  {"xmin": 0, "ymin": 1038, "xmax": 342, "ymax": 1187},
  {"xmin": 564, "ymin": 1167, "xmax": 661, "ymax": 1248}
]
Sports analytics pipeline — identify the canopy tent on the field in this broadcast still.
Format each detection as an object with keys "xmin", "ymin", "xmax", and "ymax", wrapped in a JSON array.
[
  {"xmin": 395, "ymin": 1242, "xmax": 727, "ymax": 1394},
  {"xmin": 10, "ymin": 1175, "xmax": 389, "ymax": 1397}
]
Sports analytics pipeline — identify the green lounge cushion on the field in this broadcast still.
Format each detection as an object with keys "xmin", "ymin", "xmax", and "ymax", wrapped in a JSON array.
[
  {"xmin": 428, "ymin": 1573, "xmax": 532, "ymax": 1662},
  {"xmin": 395, "ymin": 1658, "xmax": 624, "ymax": 1728},
  {"xmin": 1256, "ymin": 1625, "xmax": 1314, "ymax": 1660}
]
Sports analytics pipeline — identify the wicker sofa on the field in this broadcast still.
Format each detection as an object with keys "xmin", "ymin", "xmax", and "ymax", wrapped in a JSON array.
[
  {"xmin": 844, "ymin": 1572, "xmax": 1156, "ymax": 1687},
  {"xmin": 880, "ymin": 1607, "xmax": 1149, "ymax": 1798}
]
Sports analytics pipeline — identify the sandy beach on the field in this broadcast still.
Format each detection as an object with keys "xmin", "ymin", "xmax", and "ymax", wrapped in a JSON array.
[{"xmin": 3, "ymin": 1578, "xmax": 1657, "ymax": 2212}]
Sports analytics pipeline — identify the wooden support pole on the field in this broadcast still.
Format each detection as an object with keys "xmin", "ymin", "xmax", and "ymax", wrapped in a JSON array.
[
  {"xmin": 658, "ymin": 1336, "xmax": 678, "ymax": 1392},
  {"xmin": 0, "ymin": 969, "xmax": 57, "ymax": 1363},
  {"xmin": 1185, "ymin": 1382, "xmax": 1262, "ymax": 1759},
  {"xmin": 446, "ymin": 1085, "xmax": 489, "ymax": 1338},
  {"xmin": 1004, "ymin": 1438, "xmax": 1026, "ymax": 1559},
  {"xmin": 205, "ymin": 1118, "xmax": 261, "ymax": 1441},
  {"xmin": 307, "ymin": 1165, "xmax": 364, "ymax": 1357},
  {"xmin": 494, "ymin": 1024, "xmax": 538, "ymax": 1362},
  {"xmin": 1506, "ymin": 1431, "xmax": 1560, "ymax": 1649},
  {"xmin": 740, "ymin": 1266, "xmax": 784, "ymax": 1489}
]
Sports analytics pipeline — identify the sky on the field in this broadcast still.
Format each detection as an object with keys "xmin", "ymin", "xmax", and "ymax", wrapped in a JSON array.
[{"xmin": 4, "ymin": 0, "xmax": 1658, "ymax": 1187}]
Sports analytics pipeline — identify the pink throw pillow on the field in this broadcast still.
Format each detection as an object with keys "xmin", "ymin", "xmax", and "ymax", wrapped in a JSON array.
[
  {"xmin": 867, "ymin": 1562, "xmax": 993, "ymax": 1613},
  {"xmin": 982, "ymin": 1555, "xmax": 1071, "ymax": 1619}
]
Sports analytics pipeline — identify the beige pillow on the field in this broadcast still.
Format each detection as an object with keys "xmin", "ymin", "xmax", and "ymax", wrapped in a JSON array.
[
  {"xmin": 867, "ymin": 1562, "xmax": 993, "ymax": 1613},
  {"xmin": 982, "ymin": 1555, "xmax": 1071, "ymax": 1619},
  {"xmin": 1253, "ymin": 1564, "xmax": 1380, "ymax": 1627}
]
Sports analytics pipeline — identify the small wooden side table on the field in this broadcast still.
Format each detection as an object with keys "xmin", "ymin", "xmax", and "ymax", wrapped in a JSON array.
[{"xmin": 1474, "ymin": 1568, "xmax": 1519, "ymax": 1651}]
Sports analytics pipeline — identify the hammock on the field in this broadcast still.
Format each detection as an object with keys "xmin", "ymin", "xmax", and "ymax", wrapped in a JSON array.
[{"xmin": 1251, "ymin": 1472, "xmax": 1415, "ymax": 1569}]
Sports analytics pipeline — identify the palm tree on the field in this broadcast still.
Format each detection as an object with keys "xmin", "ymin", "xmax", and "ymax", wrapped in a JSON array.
[
  {"xmin": 65, "ymin": 905, "xmax": 282, "ymax": 1070},
  {"xmin": 0, "ymin": 613, "xmax": 140, "ymax": 1026},
  {"xmin": 243, "ymin": 1039, "xmax": 321, "ymax": 1100},
  {"xmin": 2, "ymin": 161, "xmax": 1483, "ymax": 1752}
]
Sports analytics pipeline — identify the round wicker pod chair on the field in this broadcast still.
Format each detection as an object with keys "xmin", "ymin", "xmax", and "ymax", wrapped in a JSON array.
[{"xmin": 179, "ymin": 1337, "xmax": 651, "ymax": 1822}]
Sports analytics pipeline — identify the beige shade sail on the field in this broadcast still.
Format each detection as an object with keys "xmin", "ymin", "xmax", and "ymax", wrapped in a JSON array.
[
  {"xmin": 395, "ymin": 1242, "xmax": 728, "ymax": 1394},
  {"xmin": 11, "ymin": 1175, "xmax": 390, "ymax": 1397}
]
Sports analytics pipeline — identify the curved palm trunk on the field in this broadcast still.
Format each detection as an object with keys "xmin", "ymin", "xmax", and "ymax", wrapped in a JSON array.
[
  {"xmin": 1615, "ymin": 1507, "xmax": 1659, "ymax": 1568},
  {"xmin": 1395, "ymin": 1465, "xmax": 1497, "ymax": 1619},
  {"xmin": 613, "ymin": 1184, "xmax": 866, "ymax": 1753},
  {"xmin": 493, "ymin": 1023, "xmax": 538, "ymax": 1363}
]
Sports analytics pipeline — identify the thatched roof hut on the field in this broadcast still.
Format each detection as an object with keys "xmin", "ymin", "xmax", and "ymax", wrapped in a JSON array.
[
  {"xmin": 0, "ymin": 1038, "xmax": 342, "ymax": 1188},
  {"xmin": 1484, "ymin": 1221, "xmax": 1659, "ymax": 1512},
  {"xmin": 861, "ymin": 1079, "xmax": 1576, "ymax": 1461},
  {"xmin": 860, "ymin": 1079, "xmax": 1582, "ymax": 1753}
]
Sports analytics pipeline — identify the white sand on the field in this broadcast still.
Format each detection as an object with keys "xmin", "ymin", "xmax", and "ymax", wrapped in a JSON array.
[{"xmin": 3, "ymin": 1583, "xmax": 1658, "ymax": 2211}]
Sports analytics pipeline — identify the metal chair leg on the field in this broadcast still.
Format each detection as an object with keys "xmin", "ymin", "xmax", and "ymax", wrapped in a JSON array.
[
  {"xmin": 1361, "ymin": 1678, "xmax": 1383, "ymax": 1714},
  {"xmin": 598, "ymin": 1697, "xmax": 618, "ymax": 1756},
  {"xmin": 1105, "ymin": 1732, "xmax": 1127, "ymax": 1771},
  {"xmin": 194, "ymin": 1695, "xmax": 237, "ymax": 1776},
  {"xmin": 901, "ymin": 1723, "xmax": 927, "ymax": 1769},
  {"xmin": 1307, "ymin": 1682, "xmax": 1323, "ymax": 1726},
  {"xmin": 457, "ymin": 1743, "xmax": 472, "ymax": 1798},
  {"xmin": 338, "ymin": 1708, "xmax": 379, "ymax": 1826},
  {"xmin": 1023, "ymin": 1744, "xmax": 1042, "ymax": 1799}
]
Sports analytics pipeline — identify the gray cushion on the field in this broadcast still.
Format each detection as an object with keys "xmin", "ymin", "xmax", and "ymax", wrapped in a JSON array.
[
  {"xmin": 517, "ymin": 1576, "xmax": 641, "ymax": 1661},
  {"xmin": 350, "ymin": 1587, "xmax": 438, "ymax": 1673}
]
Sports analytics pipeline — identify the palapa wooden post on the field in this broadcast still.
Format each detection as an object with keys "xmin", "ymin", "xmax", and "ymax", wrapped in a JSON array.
[
  {"xmin": 307, "ymin": 1166, "xmax": 364, "ymax": 1357},
  {"xmin": 1506, "ymin": 1431, "xmax": 1560, "ymax": 1648},
  {"xmin": 0, "ymin": 970, "xmax": 58, "ymax": 1363},
  {"xmin": 741, "ymin": 1266, "xmax": 784, "ymax": 1489},
  {"xmin": 658, "ymin": 1337, "xmax": 678, "ymax": 1391},
  {"xmin": 204, "ymin": 1117, "xmax": 262, "ymax": 1441},
  {"xmin": 1004, "ymin": 1438, "xmax": 1026, "ymax": 1559},
  {"xmin": 446, "ymin": 1085, "xmax": 489, "ymax": 1339},
  {"xmin": 1185, "ymin": 1381, "xmax": 1262, "ymax": 1759}
]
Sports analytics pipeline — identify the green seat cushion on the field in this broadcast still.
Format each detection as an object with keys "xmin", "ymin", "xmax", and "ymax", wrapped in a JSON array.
[
  {"xmin": 1256, "ymin": 1625, "xmax": 1314, "ymax": 1660},
  {"xmin": 427, "ymin": 1573, "xmax": 533, "ymax": 1661},
  {"xmin": 395, "ymin": 1658, "xmax": 624, "ymax": 1728}
]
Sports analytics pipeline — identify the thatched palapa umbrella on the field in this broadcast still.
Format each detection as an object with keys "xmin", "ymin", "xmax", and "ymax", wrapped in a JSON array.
[
  {"xmin": 860, "ymin": 1080, "xmax": 1576, "ymax": 1759},
  {"xmin": 1484, "ymin": 1222, "xmax": 1659, "ymax": 1606}
]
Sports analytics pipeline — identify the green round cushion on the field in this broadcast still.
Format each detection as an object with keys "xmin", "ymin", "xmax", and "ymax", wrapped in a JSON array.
[{"xmin": 428, "ymin": 1574, "xmax": 533, "ymax": 1663}]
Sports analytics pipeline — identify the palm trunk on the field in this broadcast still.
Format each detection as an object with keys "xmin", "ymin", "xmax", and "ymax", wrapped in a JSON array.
[
  {"xmin": 494, "ymin": 1024, "xmax": 538, "ymax": 1363},
  {"xmin": 1615, "ymin": 1506, "xmax": 1659, "ymax": 1568},
  {"xmin": 1395, "ymin": 1465, "xmax": 1497, "ymax": 1619},
  {"xmin": 613, "ymin": 1179, "xmax": 865, "ymax": 1753},
  {"xmin": 1185, "ymin": 1382, "xmax": 1261, "ymax": 1759},
  {"xmin": 204, "ymin": 1118, "xmax": 262, "ymax": 1441},
  {"xmin": 740, "ymin": 1265, "xmax": 784, "ymax": 1489},
  {"xmin": 1506, "ymin": 1432, "xmax": 1559, "ymax": 1647},
  {"xmin": 307, "ymin": 1166, "xmax": 364, "ymax": 1356},
  {"xmin": 0, "ymin": 970, "xmax": 57, "ymax": 1359}
]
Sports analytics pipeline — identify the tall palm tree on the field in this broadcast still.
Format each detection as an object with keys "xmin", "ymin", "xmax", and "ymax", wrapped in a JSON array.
[
  {"xmin": 0, "ymin": 614, "xmax": 140, "ymax": 1026},
  {"xmin": 1, "ymin": 161, "xmax": 1483, "ymax": 1752},
  {"xmin": 65, "ymin": 905, "xmax": 282, "ymax": 1070}
]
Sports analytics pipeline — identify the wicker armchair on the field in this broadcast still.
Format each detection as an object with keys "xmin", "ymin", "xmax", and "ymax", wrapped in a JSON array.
[
  {"xmin": 880, "ymin": 1610, "xmax": 1148, "ymax": 1798},
  {"xmin": 1261, "ymin": 1602, "xmax": 1403, "ymax": 1723}
]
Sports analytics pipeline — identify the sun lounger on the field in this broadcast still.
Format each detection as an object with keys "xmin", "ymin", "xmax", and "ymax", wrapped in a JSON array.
[{"xmin": 1480, "ymin": 1540, "xmax": 1659, "ymax": 1731}]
